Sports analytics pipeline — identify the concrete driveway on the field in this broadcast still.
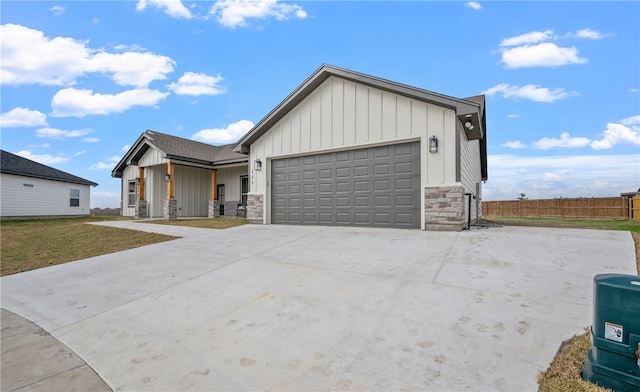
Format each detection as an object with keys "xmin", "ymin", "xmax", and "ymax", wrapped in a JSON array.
[{"xmin": 1, "ymin": 222, "xmax": 636, "ymax": 391}]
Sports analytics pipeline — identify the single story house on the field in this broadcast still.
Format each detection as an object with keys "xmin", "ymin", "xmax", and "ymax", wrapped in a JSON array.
[
  {"xmin": 115, "ymin": 64, "xmax": 487, "ymax": 230},
  {"xmin": 0, "ymin": 149, "xmax": 98, "ymax": 219},
  {"xmin": 234, "ymin": 64, "xmax": 487, "ymax": 231},
  {"xmin": 112, "ymin": 131, "xmax": 248, "ymax": 219}
]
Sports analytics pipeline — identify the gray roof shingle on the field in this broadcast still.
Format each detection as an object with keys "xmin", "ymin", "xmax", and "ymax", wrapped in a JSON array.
[
  {"xmin": 112, "ymin": 130, "xmax": 248, "ymax": 178},
  {"xmin": 0, "ymin": 150, "xmax": 98, "ymax": 186}
]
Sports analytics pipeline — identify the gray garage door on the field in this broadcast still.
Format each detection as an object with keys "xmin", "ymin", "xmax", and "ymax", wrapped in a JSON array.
[{"xmin": 271, "ymin": 142, "xmax": 421, "ymax": 228}]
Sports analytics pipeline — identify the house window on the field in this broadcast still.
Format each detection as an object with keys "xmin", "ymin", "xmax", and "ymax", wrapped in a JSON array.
[
  {"xmin": 128, "ymin": 181, "xmax": 136, "ymax": 206},
  {"xmin": 240, "ymin": 176, "xmax": 248, "ymax": 205},
  {"xmin": 70, "ymin": 189, "xmax": 80, "ymax": 207}
]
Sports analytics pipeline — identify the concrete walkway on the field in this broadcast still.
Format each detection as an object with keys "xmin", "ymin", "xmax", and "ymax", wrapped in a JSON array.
[{"xmin": 1, "ymin": 222, "xmax": 636, "ymax": 391}]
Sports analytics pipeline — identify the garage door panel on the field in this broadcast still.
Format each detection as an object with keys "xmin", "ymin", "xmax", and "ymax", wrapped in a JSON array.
[{"xmin": 272, "ymin": 141, "xmax": 420, "ymax": 228}]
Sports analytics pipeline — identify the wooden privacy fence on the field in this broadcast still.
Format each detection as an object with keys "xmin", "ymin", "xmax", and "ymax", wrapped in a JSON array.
[{"xmin": 482, "ymin": 197, "xmax": 633, "ymax": 220}]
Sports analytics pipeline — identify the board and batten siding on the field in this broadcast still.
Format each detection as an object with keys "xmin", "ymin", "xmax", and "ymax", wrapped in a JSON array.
[
  {"xmin": 249, "ymin": 76, "xmax": 458, "ymax": 199},
  {"xmin": 138, "ymin": 148, "xmax": 164, "ymax": 167},
  {"xmin": 216, "ymin": 165, "xmax": 247, "ymax": 202},
  {"xmin": 459, "ymin": 127, "xmax": 483, "ymax": 222},
  {"xmin": 1, "ymin": 173, "xmax": 91, "ymax": 217}
]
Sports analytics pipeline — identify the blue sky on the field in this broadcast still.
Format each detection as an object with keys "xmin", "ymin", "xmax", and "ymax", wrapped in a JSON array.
[{"xmin": 1, "ymin": 1, "xmax": 638, "ymax": 208}]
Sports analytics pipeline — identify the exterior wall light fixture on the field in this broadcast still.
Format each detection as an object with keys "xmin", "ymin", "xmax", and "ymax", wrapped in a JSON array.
[
  {"xmin": 429, "ymin": 135, "xmax": 438, "ymax": 153},
  {"xmin": 254, "ymin": 159, "xmax": 262, "ymax": 171},
  {"xmin": 164, "ymin": 173, "xmax": 171, "ymax": 182}
]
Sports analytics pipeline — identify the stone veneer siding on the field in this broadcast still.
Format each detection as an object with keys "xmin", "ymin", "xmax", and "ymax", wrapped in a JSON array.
[
  {"xmin": 209, "ymin": 200, "xmax": 243, "ymax": 218},
  {"xmin": 163, "ymin": 198, "xmax": 178, "ymax": 220},
  {"xmin": 424, "ymin": 185, "xmax": 465, "ymax": 231},
  {"xmin": 135, "ymin": 200, "xmax": 147, "ymax": 219},
  {"xmin": 246, "ymin": 194, "xmax": 264, "ymax": 224}
]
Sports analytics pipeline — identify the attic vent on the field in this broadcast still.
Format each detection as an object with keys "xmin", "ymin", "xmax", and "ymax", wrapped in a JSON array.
[{"xmin": 23, "ymin": 183, "xmax": 34, "ymax": 187}]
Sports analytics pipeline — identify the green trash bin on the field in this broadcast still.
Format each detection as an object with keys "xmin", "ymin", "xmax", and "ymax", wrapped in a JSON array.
[{"xmin": 582, "ymin": 274, "xmax": 640, "ymax": 391}]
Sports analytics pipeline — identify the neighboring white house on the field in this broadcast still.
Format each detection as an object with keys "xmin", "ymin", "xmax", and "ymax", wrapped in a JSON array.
[
  {"xmin": 0, "ymin": 150, "xmax": 98, "ymax": 219},
  {"xmin": 112, "ymin": 130, "xmax": 249, "ymax": 219},
  {"xmin": 233, "ymin": 64, "xmax": 487, "ymax": 231}
]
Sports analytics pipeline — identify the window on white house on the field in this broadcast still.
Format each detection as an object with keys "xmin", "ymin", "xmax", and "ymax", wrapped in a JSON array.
[
  {"xmin": 70, "ymin": 189, "xmax": 80, "ymax": 207},
  {"xmin": 128, "ymin": 181, "xmax": 136, "ymax": 206}
]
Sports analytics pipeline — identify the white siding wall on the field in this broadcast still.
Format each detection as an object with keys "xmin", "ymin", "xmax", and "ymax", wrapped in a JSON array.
[
  {"xmin": 174, "ymin": 165, "xmax": 211, "ymax": 217},
  {"xmin": 216, "ymin": 166, "xmax": 248, "ymax": 202},
  {"xmin": 459, "ymin": 127, "xmax": 483, "ymax": 223},
  {"xmin": 248, "ymin": 76, "xmax": 459, "ymax": 225},
  {"xmin": 138, "ymin": 148, "xmax": 164, "ymax": 167},
  {"xmin": 1, "ymin": 174, "xmax": 91, "ymax": 217}
]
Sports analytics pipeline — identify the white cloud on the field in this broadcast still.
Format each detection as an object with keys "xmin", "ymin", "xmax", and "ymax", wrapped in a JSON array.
[
  {"xmin": 482, "ymin": 83, "xmax": 573, "ymax": 103},
  {"xmin": 136, "ymin": 0, "xmax": 193, "ymax": 19},
  {"xmin": 465, "ymin": 2, "xmax": 481, "ymax": 10},
  {"xmin": 1, "ymin": 24, "xmax": 175, "ymax": 88},
  {"xmin": 168, "ymin": 72, "xmax": 225, "ymax": 96},
  {"xmin": 15, "ymin": 150, "xmax": 70, "ymax": 165},
  {"xmin": 1, "ymin": 24, "xmax": 90, "ymax": 86},
  {"xmin": 533, "ymin": 132, "xmax": 591, "ymax": 149},
  {"xmin": 483, "ymin": 153, "xmax": 640, "ymax": 200},
  {"xmin": 500, "ymin": 30, "xmax": 554, "ymax": 47},
  {"xmin": 501, "ymin": 141, "xmax": 527, "ymax": 149},
  {"xmin": 542, "ymin": 172, "xmax": 562, "ymax": 181},
  {"xmin": 591, "ymin": 180, "xmax": 609, "ymax": 190},
  {"xmin": 83, "ymin": 137, "xmax": 101, "ymax": 143},
  {"xmin": 36, "ymin": 127, "xmax": 92, "ymax": 139},
  {"xmin": 500, "ymin": 42, "xmax": 587, "ymax": 68},
  {"xmin": 122, "ymin": 144, "xmax": 131, "ymax": 152},
  {"xmin": 89, "ymin": 155, "xmax": 121, "ymax": 170},
  {"xmin": 573, "ymin": 28, "xmax": 607, "ymax": 40},
  {"xmin": 590, "ymin": 117, "xmax": 640, "ymax": 150},
  {"xmin": 49, "ymin": 5, "xmax": 65, "ymax": 16},
  {"xmin": 209, "ymin": 0, "xmax": 307, "ymax": 28},
  {"xmin": 90, "ymin": 190, "xmax": 120, "ymax": 208},
  {"xmin": 0, "ymin": 107, "xmax": 48, "ymax": 127},
  {"xmin": 51, "ymin": 88, "xmax": 170, "ymax": 117},
  {"xmin": 192, "ymin": 119, "xmax": 254, "ymax": 143},
  {"xmin": 85, "ymin": 52, "xmax": 176, "ymax": 88},
  {"xmin": 506, "ymin": 114, "xmax": 522, "ymax": 119},
  {"xmin": 629, "ymin": 88, "xmax": 639, "ymax": 93}
]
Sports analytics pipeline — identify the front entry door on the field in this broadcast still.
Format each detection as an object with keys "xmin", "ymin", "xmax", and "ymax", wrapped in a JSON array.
[{"xmin": 217, "ymin": 184, "xmax": 225, "ymax": 215}]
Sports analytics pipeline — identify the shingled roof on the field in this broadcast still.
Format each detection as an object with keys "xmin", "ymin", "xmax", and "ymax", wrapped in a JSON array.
[
  {"xmin": 112, "ymin": 130, "xmax": 248, "ymax": 178},
  {"xmin": 1, "ymin": 150, "xmax": 98, "ymax": 186}
]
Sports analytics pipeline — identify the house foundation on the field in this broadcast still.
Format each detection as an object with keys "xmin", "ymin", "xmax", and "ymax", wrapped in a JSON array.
[{"xmin": 424, "ymin": 185, "xmax": 465, "ymax": 231}]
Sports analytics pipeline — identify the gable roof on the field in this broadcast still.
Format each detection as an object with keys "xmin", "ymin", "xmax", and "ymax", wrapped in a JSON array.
[
  {"xmin": 112, "ymin": 130, "xmax": 248, "ymax": 178},
  {"xmin": 233, "ymin": 64, "xmax": 486, "ymax": 154},
  {"xmin": 0, "ymin": 150, "xmax": 98, "ymax": 186}
]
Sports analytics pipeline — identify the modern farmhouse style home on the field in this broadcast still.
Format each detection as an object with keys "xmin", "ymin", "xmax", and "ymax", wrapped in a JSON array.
[
  {"xmin": 1, "ymin": 149, "xmax": 98, "ymax": 219},
  {"xmin": 115, "ymin": 64, "xmax": 487, "ymax": 230},
  {"xmin": 234, "ymin": 64, "xmax": 487, "ymax": 230}
]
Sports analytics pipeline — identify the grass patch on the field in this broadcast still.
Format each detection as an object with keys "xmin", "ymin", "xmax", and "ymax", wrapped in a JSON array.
[
  {"xmin": 483, "ymin": 216, "xmax": 640, "ymax": 233},
  {"xmin": 485, "ymin": 216, "xmax": 639, "ymax": 391},
  {"xmin": 1, "ymin": 216, "xmax": 178, "ymax": 276},
  {"xmin": 538, "ymin": 329, "xmax": 612, "ymax": 392},
  {"xmin": 142, "ymin": 218, "xmax": 249, "ymax": 229}
]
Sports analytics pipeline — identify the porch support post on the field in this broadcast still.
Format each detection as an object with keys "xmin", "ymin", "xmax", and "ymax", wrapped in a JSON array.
[
  {"xmin": 137, "ymin": 167, "xmax": 145, "ymax": 201},
  {"xmin": 167, "ymin": 161, "xmax": 175, "ymax": 200},
  {"xmin": 134, "ymin": 166, "xmax": 147, "ymax": 219},
  {"xmin": 209, "ymin": 169, "xmax": 218, "ymax": 218},
  {"xmin": 164, "ymin": 161, "xmax": 177, "ymax": 220}
]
